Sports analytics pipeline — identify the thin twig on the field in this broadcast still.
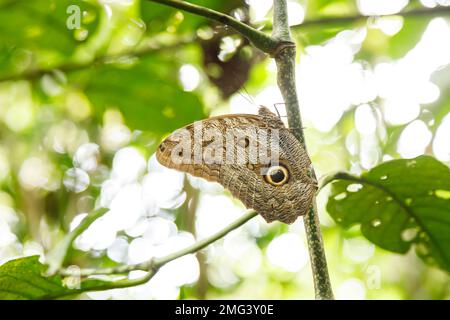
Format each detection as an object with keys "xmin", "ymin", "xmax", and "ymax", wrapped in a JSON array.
[
  {"xmin": 58, "ymin": 261, "xmax": 149, "ymax": 277},
  {"xmin": 0, "ymin": 38, "xmax": 192, "ymax": 82},
  {"xmin": 46, "ymin": 208, "xmax": 109, "ymax": 275},
  {"xmin": 58, "ymin": 210, "xmax": 258, "ymax": 279},
  {"xmin": 292, "ymin": 5, "xmax": 450, "ymax": 29},
  {"xmin": 43, "ymin": 269, "xmax": 156, "ymax": 299},
  {"xmin": 154, "ymin": 210, "xmax": 258, "ymax": 266}
]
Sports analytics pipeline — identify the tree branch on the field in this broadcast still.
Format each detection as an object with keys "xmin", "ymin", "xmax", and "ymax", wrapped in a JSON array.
[
  {"xmin": 154, "ymin": 210, "xmax": 258, "ymax": 266},
  {"xmin": 0, "ymin": 38, "xmax": 192, "ymax": 82},
  {"xmin": 292, "ymin": 5, "xmax": 450, "ymax": 29},
  {"xmin": 147, "ymin": 0, "xmax": 278, "ymax": 54},
  {"xmin": 44, "ymin": 269, "xmax": 156, "ymax": 299},
  {"xmin": 59, "ymin": 210, "xmax": 258, "ymax": 280},
  {"xmin": 272, "ymin": 0, "xmax": 334, "ymax": 300}
]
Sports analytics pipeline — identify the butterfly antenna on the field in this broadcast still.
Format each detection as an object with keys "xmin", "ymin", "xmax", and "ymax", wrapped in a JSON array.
[
  {"xmin": 228, "ymin": 66, "xmax": 256, "ymax": 108},
  {"xmin": 237, "ymin": 90, "xmax": 255, "ymax": 106},
  {"xmin": 273, "ymin": 103, "xmax": 285, "ymax": 119},
  {"xmin": 237, "ymin": 86, "xmax": 258, "ymax": 109},
  {"xmin": 242, "ymin": 85, "xmax": 256, "ymax": 105}
]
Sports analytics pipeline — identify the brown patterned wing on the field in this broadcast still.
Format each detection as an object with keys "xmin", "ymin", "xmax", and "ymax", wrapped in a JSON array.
[
  {"xmin": 156, "ymin": 107, "xmax": 317, "ymax": 224},
  {"xmin": 156, "ymin": 112, "xmax": 263, "ymax": 183}
]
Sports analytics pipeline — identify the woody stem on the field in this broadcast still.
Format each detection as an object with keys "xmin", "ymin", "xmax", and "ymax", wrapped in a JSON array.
[{"xmin": 272, "ymin": 0, "xmax": 334, "ymax": 300}]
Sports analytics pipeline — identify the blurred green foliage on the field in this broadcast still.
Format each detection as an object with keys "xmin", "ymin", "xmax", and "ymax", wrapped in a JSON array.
[{"xmin": 0, "ymin": 0, "xmax": 449, "ymax": 300}]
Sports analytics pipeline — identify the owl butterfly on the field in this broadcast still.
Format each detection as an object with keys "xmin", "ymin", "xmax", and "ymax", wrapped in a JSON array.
[{"xmin": 156, "ymin": 106, "xmax": 317, "ymax": 224}]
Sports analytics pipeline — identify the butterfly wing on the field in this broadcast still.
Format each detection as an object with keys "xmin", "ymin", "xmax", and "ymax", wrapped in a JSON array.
[
  {"xmin": 156, "ymin": 107, "xmax": 317, "ymax": 224},
  {"xmin": 156, "ymin": 113, "xmax": 263, "ymax": 183}
]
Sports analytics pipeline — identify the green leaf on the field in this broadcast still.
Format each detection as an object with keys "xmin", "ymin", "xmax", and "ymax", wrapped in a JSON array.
[
  {"xmin": 0, "ymin": 256, "xmax": 116, "ymax": 300},
  {"xmin": 71, "ymin": 55, "xmax": 206, "ymax": 133},
  {"xmin": 326, "ymin": 155, "xmax": 450, "ymax": 271},
  {"xmin": 0, "ymin": 256, "xmax": 64, "ymax": 300}
]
